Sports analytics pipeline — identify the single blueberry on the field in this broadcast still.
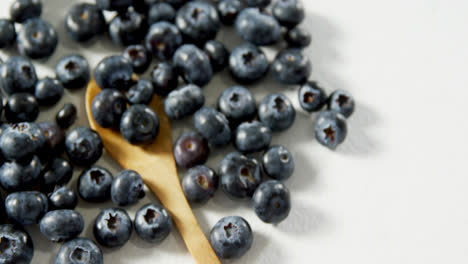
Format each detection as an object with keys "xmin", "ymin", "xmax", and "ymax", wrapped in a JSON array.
[
  {"xmin": 40, "ymin": 157, "xmax": 73, "ymax": 192},
  {"xmin": 0, "ymin": 56, "xmax": 37, "ymax": 95},
  {"xmin": 229, "ymin": 43, "xmax": 269, "ymax": 83},
  {"xmin": 56, "ymin": 238, "xmax": 103, "ymax": 264},
  {"xmin": 298, "ymin": 81, "xmax": 327, "ymax": 112},
  {"xmin": 111, "ymin": 170, "xmax": 145, "ymax": 206},
  {"xmin": 164, "ymin": 84, "xmax": 205, "ymax": 120},
  {"xmin": 0, "ymin": 19, "xmax": 16, "ymax": 48},
  {"xmin": 210, "ymin": 216, "xmax": 253, "ymax": 259},
  {"xmin": 203, "ymin": 40, "xmax": 229, "ymax": 72},
  {"xmin": 262, "ymin": 145, "xmax": 294, "ymax": 181},
  {"xmin": 65, "ymin": 127, "xmax": 103, "ymax": 166},
  {"xmin": 272, "ymin": 0, "xmax": 305, "ymax": 28},
  {"xmin": 55, "ymin": 54, "xmax": 90, "ymax": 89},
  {"xmin": 173, "ymin": 44, "xmax": 213, "ymax": 86},
  {"xmin": 120, "ymin": 104, "xmax": 160, "ymax": 144},
  {"xmin": 109, "ymin": 9, "xmax": 148, "ymax": 47},
  {"xmin": 40, "ymin": 209, "xmax": 84, "ymax": 242},
  {"xmin": 176, "ymin": 1, "xmax": 221, "ymax": 45},
  {"xmin": 78, "ymin": 166, "xmax": 113, "ymax": 202},
  {"xmin": 91, "ymin": 89, "xmax": 127, "ymax": 128},
  {"xmin": 151, "ymin": 62, "xmax": 178, "ymax": 96},
  {"xmin": 123, "ymin": 45, "xmax": 152, "ymax": 74},
  {"xmin": 148, "ymin": 3, "xmax": 176, "ymax": 24},
  {"xmin": 65, "ymin": 3, "xmax": 106, "ymax": 42},
  {"xmin": 5, "ymin": 191, "xmax": 48, "ymax": 225},
  {"xmin": 173, "ymin": 131, "xmax": 210, "ymax": 169},
  {"xmin": 252, "ymin": 180, "xmax": 291, "ymax": 223},
  {"xmin": 145, "ymin": 21, "xmax": 183, "ymax": 61},
  {"xmin": 17, "ymin": 18, "xmax": 58, "ymax": 59},
  {"xmin": 217, "ymin": 0, "xmax": 244, "ymax": 25},
  {"xmin": 217, "ymin": 85, "xmax": 256, "ymax": 126},
  {"xmin": 0, "ymin": 156, "xmax": 41, "ymax": 192},
  {"xmin": 0, "ymin": 122, "xmax": 45, "ymax": 161},
  {"xmin": 235, "ymin": 8, "xmax": 281, "ymax": 46},
  {"xmin": 34, "ymin": 77, "xmax": 64, "ymax": 106},
  {"xmin": 234, "ymin": 121, "xmax": 272, "ymax": 153},
  {"xmin": 271, "ymin": 49, "xmax": 311, "ymax": 85},
  {"xmin": 194, "ymin": 107, "xmax": 231, "ymax": 147},
  {"xmin": 5, "ymin": 93, "xmax": 39, "ymax": 123},
  {"xmin": 0, "ymin": 225, "xmax": 34, "ymax": 264},
  {"xmin": 285, "ymin": 26, "xmax": 311, "ymax": 48},
  {"xmin": 49, "ymin": 186, "xmax": 78, "ymax": 210},
  {"xmin": 10, "ymin": 0, "xmax": 42, "ymax": 23},
  {"xmin": 56, "ymin": 103, "xmax": 78, "ymax": 129},
  {"xmin": 218, "ymin": 152, "xmax": 262, "ymax": 199},
  {"xmin": 243, "ymin": 0, "xmax": 270, "ymax": 7},
  {"xmin": 94, "ymin": 55, "xmax": 134, "ymax": 91},
  {"xmin": 126, "ymin": 79, "xmax": 154, "ymax": 105},
  {"xmin": 314, "ymin": 110, "xmax": 348, "ymax": 149},
  {"xmin": 134, "ymin": 203, "xmax": 173, "ymax": 244},
  {"xmin": 93, "ymin": 208, "xmax": 133, "ymax": 248},
  {"xmin": 328, "ymin": 90, "xmax": 355, "ymax": 118},
  {"xmin": 182, "ymin": 165, "xmax": 218, "ymax": 203},
  {"xmin": 96, "ymin": 0, "xmax": 133, "ymax": 12},
  {"xmin": 258, "ymin": 93, "xmax": 296, "ymax": 132},
  {"xmin": 38, "ymin": 122, "xmax": 65, "ymax": 159}
]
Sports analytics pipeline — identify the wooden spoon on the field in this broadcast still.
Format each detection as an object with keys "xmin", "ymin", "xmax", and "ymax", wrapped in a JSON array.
[{"xmin": 85, "ymin": 79, "xmax": 220, "ymax": 264}]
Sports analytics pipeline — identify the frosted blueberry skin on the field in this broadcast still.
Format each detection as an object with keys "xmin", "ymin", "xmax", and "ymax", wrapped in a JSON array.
[
  {"xmin": 96, "ymin": 0, "xmax": 133, "ymax": 12},
  {"xmin": 65, "ymin": 3, "xmax": 106, "ymax": 42},
  {"xmin": 111, "ymin": 170, "xmax": 145, "ymax": 206},
  {"xmin": 272, "ymin": 0, "xmax": 305, "ymax": 28},
  {"xmin": 203, "ymin": 40, "xmax": 229, "ymax": 72},
  {"xmin": 0, "ymin": 225, "xmax": 34, "ymax": 264},
  {"xmin": 210, "ymin": 216, "xmax": 253, "ymax": 259},
  {"xmin": 148, "ymin": 3, "xmax": 176, "ymax": 24},
  {"xmin": 229, "ymin": 43, "xmax": 269, "ymax": 83},
  {"xmin": 120, "ymin": 105, "xmax": 160, "ymax": 145},
  {"xmin": 55, "ymin": 238, "xmax": 103, "ymax": 264},
  {"xmin": 285, "ymin": 26, "xmax": 311, "ymax": 48},
  {"xmin": 5, "ymin": 93, "xmax": 39, "ymax": 123},
  {"xmin": 40, "ymin": 157, "xmax": 73, "ymax": 192},
  {"xmin": 252, "ymin": 180, "xmax": 291, "ymax": 223},
  {"xmin": 0, "ymin": 19, "xmax": 16, "ymax": 48},
  {"xmin": 65, "ymin": 127, "xmax": 103, "ymax": 166},
  {"xmin": 40, "ymin": 210, "xmax": 84, "ymax": 242},
  {"xmin": 314, "ymin": 110, "xmax": 348, "ymax": 149},
  {"xmin": 5, "ymin": 191, "xmax": 48, "ymax": 225},
  {"xmin": 262, "ymin": 145, "xmax": 294, "ymax": 181},
  {"xmin": 0, "ymin": 56, "xmax": 37, "ymax": 95},
  {"xmin": 151, "ymin": 62, "xmax": 179, "ymax": 96},
  {"xmin": 56, "ymin": 103, "xmax": 78, "ymax": 129},
  {"xmin": 0, "ymin": 156, "xmax": 41, "ymax": 192},
  {"xmin": 193, "ymin": 107, "xmax": 231, "ymax": 147},
  {"xmin": 298, "ymin": 82, "xmax": 327, "ymax": 112},
  {"xmin": 271, "ymin": 49, "xmax": 311, "ymax": 85},
  {"xmin": 134, "ymin": 203, "xmax": 173, "ymax": 244},
  {"xmin": 182, "ymin": 165, "xmax": 219, "ymax": 203},
  {"xmin": 10, "ymin": 0, "xmax": 42, "ymax": 23},
  {"xmin": 78, "ymin": 166, "xmax": 113, "ymax": 202},
  {"xmin": 0, "ymin": 122, "xmax": 45, "ymax": 161},
  {"xmin": 164, "ymin": 84, "xmax": 205, "ymax": 120},
  {"xmin": 34, "ymin": 77, "xmax": 64, "ymax": 106},
  {"xmin": 93, "ymin": 208, "xmax": 133, "ymax": 248},
  {"xmin": 234, "ymin": 121, "xmax": 272, "ymax": 154},
  {"xmin": 91, "ymin": 89, "xmax": 127, "ymax": 129},
  {"xmin": 328, "ymin": 90, "xmax": 356, "ymax": 118},
  {"xmin": 17, "ymin": 18, "xmax": 58, "ymax": 59},
  {"xmin": 109, "ymin": 9, "xmax": 148, "ymax": 47},
  {"xmin": 173, "ymin": 131, "xmax": 210, "ymax": 169},
  {"xmin": 217, "ymin": 85, "xmax": 256, "ymax": 126},
  {"xmin": 94, "ymin": 55, "xmax": 134, "ymax": 91},
  {"xmin": 126, "ymin": 79, "xmax": 154, "ymax": 105},
  {"xmin": 173, "ymin": 44, "xmax": 213, "ymax": 86},
  {"xmin": 235, "ymin": 8, "xmax": 281, "ymax": 46},
  {"xmin": 243, "ymin": 0, "xmax": 270, "ymax": 7},
  {"xmin": 123, "ymin": 45, "xmax": 152, "ymax": 74},
  {"xmin": 258, "ymin": 93, "xmax": 296, "ymax": 132},
  {"xmin": 145, "ymin": 22, "xmax": 183, "ymax": 61},
  {"xmin": 217, "ymin": 0, "xmax": 244, "ymax": 25},
  {"xmin": 55, "ymin": 54, "xmax": 90, "ymax": 90},
  {"xmin": 48, "ymin": 186, "xmax": 78, "ymax": 210}
]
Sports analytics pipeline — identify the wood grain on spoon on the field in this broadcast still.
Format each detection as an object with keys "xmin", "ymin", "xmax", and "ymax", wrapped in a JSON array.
[{"xmin": 85, "ymin": 79, "xmax": 220, "ymax": 264}]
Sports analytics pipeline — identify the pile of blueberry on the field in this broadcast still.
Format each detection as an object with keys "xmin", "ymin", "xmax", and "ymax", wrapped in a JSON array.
[{"xmin": 0, "ymin": 0, "xmax": 356, "ymax": 263}]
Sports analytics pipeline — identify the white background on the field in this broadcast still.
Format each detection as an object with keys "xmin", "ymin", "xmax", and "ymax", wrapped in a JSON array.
[{"xmin": 1, "ymin": 0, "xmax": 468, "ymax": 263}]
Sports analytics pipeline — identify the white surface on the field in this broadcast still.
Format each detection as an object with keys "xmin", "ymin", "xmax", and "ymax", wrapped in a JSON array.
[{"xmin": 1, "ymin": 0, "xmax": 468, "ymax": 263}]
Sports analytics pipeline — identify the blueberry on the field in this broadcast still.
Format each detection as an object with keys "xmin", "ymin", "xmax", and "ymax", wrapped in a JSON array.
[
  {"xmin": 65, "ymin": 3, "xmax": 106, "ymax": 42},
  {"xmin": 91, "ymin": 89, "xmax": 127, "ymax": 128},
  {"xmin": 94, "ymin": 55, "xmax": 134, "ymax": 91},
  {"xmin": 217, "ymin": 0, "xmax": 244, "ymax": 25},
  {"xmin": 218, "ymin": 152, "xmax": 262, "ymax": 198},
  {"xmin": 111, "ymin": 170, "xmax": 145, "ymax": 206},
  {"xmin": 258, "ymin": 93, "xmax": 296, "ymax": 132},
  {"xmin": 120, "ymin": 104, "xmax": 160, "ymax": 144},
  {"xmin": 164, "ymin": 84, "xmax": 205, "ymax": 120},
  {"xmin": 5, "ymin": 191, "xmax": 47, "ymax": 226},
  {"xmin": 40, "ymin": 157, "xmax": 73, "ymax": 191},
  {"xmin": 34, "ymin": 77, "xmax": 64, "ymax": 106},
  {"xmin": 17, "ymin": 18, "xmax": 58, "ymax": 59},
  {"xmin": 0, "ymin": 156, "xmax": 41, "ymax": 192},
  {"xmin": 285, "ymin": 26, "xmax": 311, "ymax": 48},
  {"xmin": 298, "ymin": 81, "xmax": 327, "ymax": 112},
  {"xmin": 243, "ymin": 0, "xmax": 270, "ymax": 7},
  {"xmin": 210, "ymin": 216, "xmax": 253, "ymax": 259},
  {"xmin": 182, "ymin": 165, "xmax": 218, "ymax": 203},
  {"xmin": 148, "ymin": 3, "xmax": 176, "ymax": 24},
  {"xmin": 203, "ymin": 40, "xmax": 229, "ymax": 72},
  {"xmin": 0, "ymin": 122, "xmax": 45, "ymax": 161},
  {"xmin": 314, "ymin": 110, "xmax": 347, "ymax": 149},
  {"xmin": 173, "ymin": 131, "xmax": 209, "ymax": 169},
  {"xmin": 194, "ymin": 107, "xmax": 231, "ymax": 147},
  {"xmin": 56, "ymin": 238, "xmax": 103, "ymax": 264},
  {"xmin": 0, "ymin": 225, "xmax": 34, "ymax": 264},
  {"xmin": 229, "ymin": 43, "xmax": 269, "ymax": 83},
  {"xmin": 176, "ymin": 1, "xmax": 221, "ymax": 45},
  {"xmin": 262, "ymin": 145, "xmax": 294, "ymax": 180},
  {"xmin": 217, "ymin": 85, "xmax": 256, "ymax": 125},
  {"xmin": 38, "ymin": 122, "xmax": 65, "ymax": 159},
  {"xmin": 49, "ymin": 186, "xmax": 78, "ymax": 210},
  {"xmin": 55, "ymin": 54, "xmax": 91, "ymax": 89},
  {"xmin": 173, "ymin": 44, "xmax": 213, "ymax": 86},
  {"xmin": 56, "ymin": 103, "xmax": 78, "ymax": 129},
  {"xmin": 96, "ymin": 0, "xmax": 133, "ymax": 12},
  {"xmin": 134, "ymin": 0, "xmax": 187, "ymax": 11},
  {"xmin": 126, "ymin": 79, "xmax": 154, "ymax": 105},
  {"xmin": 272, "ymin": 0, "xmax": 304, "ymax": 28},
  {"xmin": 0, "ymin": 56, "xmax": 37, "ymax": 95},
  {"xmin": 271, "ymin": 49, "xmax": 311, "ymax": 84},
  {"xmin": 93, "ymin": 208, "xmax": 132, "ymax": 248},
  {"xmin": 65, "ymin": 127, "xmax": 103, "ymax": 166},
  {"xmin": 134, "ymin": 203, "xmax": 173, "ymax": 243},
  {"xmin": 0, "ymin": 19, "xmax": 16, "ymax": 48},
  {"xmin": 123, "ymin": 45, "xmax": 152, "ymax": 74},
  {"xmin": 151, "ymin": 62, "xmax": 178, "ymax": 96},
  {"xmin": 252, "ymin": 180, "xmax": 291, "ymax": 223},
  {"xmin": 40, "ymin": 209, "xmax": 84, "ymax": 242},
  {"xmin": 145, "ymin": 21, "xmax": 182, "ymax": 61},
  {"xmin": 234, "ymin": 121, "xmax": 272, "ymax": 153},
  {"xmin": 235, "ymin": 8, "xmax": 281, "ymax": 46},
  {"xmin": 5, "ymin": 93, "xmax": 39, "ymax": 123},
  {"xmin": 78, "ymin": 166, "xmax": 113, "ymax": 202},
  {"xmin": 10, "ymin": 0, "xmax": 42, "ymax": 23},
  {"xmin": 109, "ymin": 9, "xmax": 148, "ymax": 47},
  {"xmin": 328, "ymin": 90, "xmax": 355, "ymax": 118}
]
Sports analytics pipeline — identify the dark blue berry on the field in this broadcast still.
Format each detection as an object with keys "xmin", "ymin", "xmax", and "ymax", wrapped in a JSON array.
[
  {"xmin": 96, "ymin": 0, "xmax": 133, "ymax": 12},
  {"xmin": 243, "ymin": 0, "xmax": 270, "ymax": 7},
  {"xmin": 0, "ymin": 156, "xmax": 41, "ymax": 192},
  {"xmin": 94, "ymin": 55, "xmax": 134, "ymax": 91},
  {"xmin": 271, "ymin": 49, "xmax": 311, "ymax": 84},
  {"xmin": 218, "ymin": 152, "xmax": 262, "ymax": 199},
  {"xmin": 40, "ymin": 209, "xmax": 84, "ymax": 242},
  {"xmin": 164, "ymin": 84, "xmax": 205, "ymax": 120},
  {"xmin": 93, "ymin": 208, "xmax": 132, "ymax": 248},
  {"xmin": 229, "ymin": 43, "xmax": 268, "ymax": 83},
  {"xmin": 65, "ymin": 3, "xmax": 106, "ymax": 42},
  {"xmin": 56, "ymin": 238, "xmax": 103, "ymax": 264},
  {"xmin": 252, "ymin": 180, "xmax": 291, "ymax": 223},
  {"xmin": 258, "ymin": 93, "xmax": 296, "ymax": 132},
  {"xmin": 151, "ymin": 62, "xmax": 178, "ymax": 96},
  {"xmin": 109, "ymin": 9, "xmax": 148, "ymax": 47},
  {"xmin": 56, "ymin": 103, "xmax": 78, "ymax": 129},
  {"xmin": 65, "ymin": 127, "xmax": 103, "ymax": 166},
  {"xmin": 34, "ymin": 77, "xmax": 64, "ymax": 106},
  {"xmin": 134, "ymin": 203, "xmax": 172, "ymax": 244},
  {"xmin": 298, "ymin": 81, "xmax": 327, "ymax": 112},
  {"xmin": 148, "ymin": 3, "xmax": 176, "ymax": 24},
  {"xmin": 272, "ymin": 0, "xmax": 304, "ymax": 28},
  {"xmin": 55, "ymin": 54, "xmax": 90, "ymax": 89},
  {"xmin": 49, "ymin": 186, "xmax": 78, "ymax": 210},
  {"xmin": 10, "ymin": 0, "xmax": 42, "ymax": 23},
  {"xmin": 173, "ymin": 44, "xmax": 213, "ymax": 86},
  {"xmin": 210, "ymin": 216, "xmax": 253, "ymax": 259},
  {"xmin": 126, "ymin": 79, "xmax": 154, "ymax": 105},
  {"xmin": 176, "ymin": 1, "xmax": 221, "ymax": 45},
  {"xmin": 203, "ymin": 40, "xmax": 229, "ymax": 72},
  {"xmin": 38, "ymin": 122, "xmax": 65, "ymax": 159},
  {"xmin": 234, "ymin": 121, "xmax": 272, "ymax": 153},
  {"xmin": 111, "ymin": 170, "xmax": 145, "ymax": 206},
  {"xmin": 328, "ymin": 90, "xmax": 355, "ymax": 118},
  {"xmin": 262, "ymin": 145, "xmax": 294, "ymax": 181},
  {"xmin": 194, "ymin": 107, "xmax": 231, "ymax": 147},
  {"xmin": 217, "ymin": 0, "xmax": 244, "ymax": 25},
  {"xmin": 0, "ymin": 122, "xmax": 45, "ymax": 161},
  {"xmin": 314, "ymin": 110, "xmax": 347, "ymax": 149},
  {"xmin": 91, "ymin": 89, "xmax": 127, "ymax": 128},
  {"xmin": 120, "ymin": 104, "xmax": 160, "ymax": 144},
  {"xmin": 182, "ymin": 165, "xmax": 218, "ymax": 203},
  {"xmin": 78, "ymin": 166, "xmax": 113, "ymax": 202},
  {"xmin": 173, "ymin": 131, "xmax": 209, "ymax": 169},
  {"xmin": 235, "ymin": 8, "xmax": 281, "ymax": 46},
  {"xmin": 0, "ymin": 225, "xmax": 34, "ymax": 264},
  {"xmin": 40, "ymin": 157, "xmax": 73, "ymax": 191},
  {"xmin": 145, "ymin": 21, "xmax": 183, "ymax": 61},
  {"xmin": 5, "ymin": 93, "xmax": 39, "ymax": 123},
  {"xmin": 285, "ymin": 26, "xmax": 311, "ymax": 48},
  {"xmin": 5, "ymin": 191, "xmax": 47, "ymax": 225},
  {"xmin": 0, "ymin": 19, "xmax": 16, "ymax": 48},
  {"xmin": 123, "ymin": 45, "xmax": 152, "ymax": 74},
  {"xmin": 0, "ymin": 56, "xmax": 37, "ymax": 95},
  {"xmin": 17, "ymin": 18, "xmax": 58, "ymax": 59},
  {"xmin": 217, "ymin": 85, "xmax": 256, "ymax": 125}
]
